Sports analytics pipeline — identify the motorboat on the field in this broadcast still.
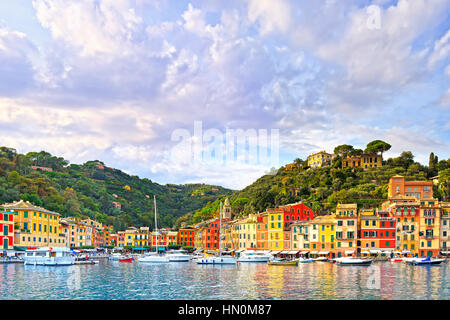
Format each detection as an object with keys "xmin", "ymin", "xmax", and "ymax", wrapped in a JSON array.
[
  {"xmin": 237, "ymin": 251, "xmax": 272, "ymax": 263},
  {"xmin": 108, "ymin": 252, "xmax": 123, "ymax": 261},
  {"xmin": 314, "ymin": 256, "xmax": 329, "ymax": 262},
  {"xmin": 268, "ymin": 258, "xmax": 298, "ymax": 266},
  {"xmin": 139, "ymin": 253, "xmax": 169, "ymax": 263},
  {"xmin": 298, "ymin": 257, "xmax": 314, "ymax": 263},
  {"xmin": 119, "ymin": 257, "xmax": 133, "ymax": 263},
  {"xmin": 166, "ymin": 250, "xmax": 191, "ymax": 262},
  {"xmin": 336, "ymin": 257, "xmax": 372, "ymax": 266},
  {"xmin": 196, "ymin": 255, "xmax": 237, "ymax": 265},
  {"xmin": 406, "ymin": 257, "xmax": 445, "ymax": 265},
  {"xmin": 23, "ymin": 247, "xmax": 75, "ymax": 266}
]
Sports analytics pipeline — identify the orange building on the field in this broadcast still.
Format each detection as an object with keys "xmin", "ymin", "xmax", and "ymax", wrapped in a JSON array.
[
  {"xmin": 256, "ymin": 213, "xmax": 269, "ymax": 250},
  {"xmin": 178, "ymin": 227, "xmax": 196, "ymax": 247},
  {"xmin": 388, "ymin": 175, "xmax": 433, "ymax": 200}
]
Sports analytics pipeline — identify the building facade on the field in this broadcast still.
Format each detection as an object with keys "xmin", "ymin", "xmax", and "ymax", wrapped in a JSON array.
[{"xmin": 307, "ymin": 150, "xmax": 332, "ymax": 168}]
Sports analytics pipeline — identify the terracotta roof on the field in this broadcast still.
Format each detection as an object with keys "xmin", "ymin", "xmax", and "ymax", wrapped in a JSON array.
[
  {"xmin": 336, "ymin": 203, "xmax": 357, "ymax": 209},
  {"xmin": 0, "ymin": 200, "xmax": 61, "ymax": 216}
]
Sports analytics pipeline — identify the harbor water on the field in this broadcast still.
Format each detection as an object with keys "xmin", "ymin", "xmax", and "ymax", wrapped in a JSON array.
[{"xmin": 0, "ymin": 260, "xmax": 448, "ymax": 300}]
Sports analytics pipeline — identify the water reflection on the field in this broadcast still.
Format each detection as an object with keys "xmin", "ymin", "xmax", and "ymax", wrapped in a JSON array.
[{"xmin": 0, "ymin": 261, "xmax": 448, "ymax": 300}]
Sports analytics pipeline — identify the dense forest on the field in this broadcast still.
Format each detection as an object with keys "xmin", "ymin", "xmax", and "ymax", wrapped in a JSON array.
[
  {"xmin": 179, "ymin": 141, "xmax": 450, "ymax": 227},
  {"xmin": 0, "ymin": 147, "xmax": 233, "ymax": 231}
]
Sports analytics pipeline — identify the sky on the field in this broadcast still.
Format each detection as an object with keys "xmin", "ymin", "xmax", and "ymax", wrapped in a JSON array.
[{"xmin": 0, "ymin": 0, "xmax": 449, "ymax": 190}]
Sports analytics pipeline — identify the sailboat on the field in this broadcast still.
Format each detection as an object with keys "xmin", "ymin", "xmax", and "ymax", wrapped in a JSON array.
[
  {"xmin": 139, "ymin": 196, "xmax": 169, "ymax": 263},
  {"xmin": 196, "ymin": 202, "xmax": 237, "ymax": 265}
]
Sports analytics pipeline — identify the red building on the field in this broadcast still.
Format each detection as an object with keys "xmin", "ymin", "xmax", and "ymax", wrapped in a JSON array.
[
  {"xmin": 202, "ymin": 219, "xmax": 220, "ymax": 250},
  {"xmin": 0, "ymin": 211, "xmax": 14, "ymax": 250},
  {"xmin": 177, "ymin": 227, "xmax": 195, "ymax": 247},
  {"xmin": 359, "ymin": 209, "xmax": 396, "ymax": 255},
  {"xmin": 278, "ymin": 202, "xmax": 315, "ymax": 228}
]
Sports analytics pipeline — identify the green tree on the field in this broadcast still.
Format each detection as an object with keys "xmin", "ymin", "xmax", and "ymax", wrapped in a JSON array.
[{"xmin": 365, "ymin": 140, "xmax": 391, "ymax": 156}]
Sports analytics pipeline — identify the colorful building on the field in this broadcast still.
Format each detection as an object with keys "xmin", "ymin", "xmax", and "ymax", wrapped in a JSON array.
[
  {"xmin": 388, "ymin": 175, "xmax": 433, "ymax": 200},
  {"xmin": 342, "ymin": 153, "xmax": 382, "ymax": 169},
  {"xmin": 1, "ymin": 200, "xmax": 66, "ymax": 248},
  {"xmin": 440, "ymin": 202, "xmax": 449, "ymax": 255},
  {"xmin": 256, "ymin": 213, "xmax": 269, "ymax": 251},
  {"xmin": 290, "ymin": 221, "xmax": 310, "ymax": 253},
  {"xmin": 419, "ymin": 201, "xmax": 441, "ymax": 257},
  {"xmin": 383, "ymin": 196, "xmax": 420, "ymax": 256},
  {"xmin": 312, "ymin": 215, "xmax": 337, "ymax": 258},
  {"xmin": 0, "ymin": 210, "xmax": 14, "ymax": 250},
  {"xmin": 177, "ymin": 227, "xmax": 196, "ymax": 247},
  {"xmin": 307, "ymin": 150, "xmax": 332, "ymax": 168},
  {"xmin": 358, "ymin": 209, "xmax": 396, "ymax": 256},
  {"xmin": 134, "ymin": 227, "xmax": 150, "ymax": 247},
  {"xmin": 334, "ymin": 204, "xmax": 358, "ymax": 257}
]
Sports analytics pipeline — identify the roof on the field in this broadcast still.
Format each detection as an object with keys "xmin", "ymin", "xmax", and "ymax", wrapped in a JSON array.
[
  {"xmin": 336, "ymin": 203, "xmax": 357, "ymax": 209},
  {"xmin": 0, "ymin": 200, "xmax": 61, "ymax": 216},
  {"xmin": 311, "ymin": 215, "xmax": 336, "ymax": 224}
]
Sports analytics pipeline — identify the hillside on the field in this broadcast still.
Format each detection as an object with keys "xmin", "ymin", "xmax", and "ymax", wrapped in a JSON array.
[
  {"xmin": 182, "ymin": 148, "xmax": 450, "ymax": 226},
  {"xmin": 0, "ymin": 147, "xmax": 233, "ymax": 231}
]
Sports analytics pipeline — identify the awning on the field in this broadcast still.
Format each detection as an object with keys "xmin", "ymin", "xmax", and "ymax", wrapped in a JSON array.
[
  {"xmin": 132, "ymin": 247, "xmax": 148, "ymax": 251},
  {"xmin": 401, "ymin": 250, "xmax": 411, "ymax": 254},
  {"xmin": 300, "ymin": 251, "xmax": 309, "ymax": 254},
  {"xmin": 440, "ymin": 251, "xmax": 450, "ymax": 254},
  {"xmin": 270, "ymin": 250, "xmax": 281, "ymax": 254},
  {"xmin": 318, "ymin": 251, "xmax": 329, "ymax": 255},
  {"xmin": 280, "ymin": 251, "xmax": 289, "ymax": 254},
  {"xmin": 345, "ymin": 250, "xmax": 355, "ymax": 255},
  {"xmin": 310, "ymin": 251, "xmax": 318, "ymax": 254},
  {"xmin": 288, "ymin": 250, "xmax": 299, "ymax": 254},
  {"xmin": 369, "ymin": 249, "xmax": 381, "ymax": 254},
  {"xmin": 362, "ymin": 251, "xmax": 370, "ymax": 254}
]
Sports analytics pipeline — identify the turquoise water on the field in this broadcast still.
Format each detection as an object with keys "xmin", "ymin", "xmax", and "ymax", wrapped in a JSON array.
[{"xmin": 0, "ymin": 260, "xmax": 448, "ymax": 300}]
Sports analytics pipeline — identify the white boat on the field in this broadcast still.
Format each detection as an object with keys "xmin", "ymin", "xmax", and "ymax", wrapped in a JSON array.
[
  {"xmin": 139, "ymin": 196, "xmax": 169, "ymax": 264},
  {"xmin": 406, "ymin": 257, "xmax": 445, "ymax": 265},
  {"xmin": 298, "ymin": 257, "xmax": 314, "ymax": 263},
  {"xmin": 197, "ymin": 255, "xmax": 237, "ymax": 264},
  {"xmin": 314, "ymin": 256, "xmax": 329, "ymax": 262},
  {"xmin": 238, "ymin": 251, "xmax": 272, "ymax": 263},
  {"xmin": 108, "ymin": 252, "xmax": 123, "ymax": 261},
  {"xmin": 166, "ymin": 250, "xmax": 191, "ymax": 262},
  {"xmin": 23, "ymin": 247, "xmax": 75, "ymax": 266},
  {"xmin": 196, "ymin": 202, "xmax": 237, "ymax": 265},
  {"xmin": 336, "ymin": 257, "xmax": 372, "ymax": 266}
]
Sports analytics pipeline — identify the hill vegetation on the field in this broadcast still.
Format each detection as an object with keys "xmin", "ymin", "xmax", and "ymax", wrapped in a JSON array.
[
  {"xmin": 180, "ymin": 141, "xmax": 450, "ymax": 226},
  {"xmin": 0, "ymin": 147, "xmax": 233, "ymax": 231}
]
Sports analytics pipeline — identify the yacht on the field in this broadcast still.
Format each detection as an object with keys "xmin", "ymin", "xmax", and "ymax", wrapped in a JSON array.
[
  {"xmin": 23, "ymin": 247, "xmax": 75, "ymax": 266},
  {"xmin": 336, "ymin": 257, "xmax": 372, "ymax": 266},
  {"xmin": 237, "ymin": 251, "xmax": 272, "ymax": 263},
  {"xmin": 139, "ymin": 196, "xmax": 169, "ymax": 264},
  {"xmin": 166, "ymin": 250, "xmax": 191, "ymax": 262}
]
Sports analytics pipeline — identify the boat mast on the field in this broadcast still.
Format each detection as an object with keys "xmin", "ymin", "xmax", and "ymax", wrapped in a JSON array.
[
  {"xmin": 219, "ymin": 201, "xmax": 222, "ymax": 257},
  {"xmin": 154, "ymin": 195, "xmax": 158, "ymax": 253}
]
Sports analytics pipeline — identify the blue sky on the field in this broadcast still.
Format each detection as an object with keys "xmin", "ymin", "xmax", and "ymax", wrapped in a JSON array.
[{"xmin": 0, "ymin": 0, "xmax": 449, "ymax": 189}]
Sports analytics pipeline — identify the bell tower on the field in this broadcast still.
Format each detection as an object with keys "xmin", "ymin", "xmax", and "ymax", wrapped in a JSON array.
[{"xmin": 223, "ymin": 198, "xmax": 232, "ymax": 220}]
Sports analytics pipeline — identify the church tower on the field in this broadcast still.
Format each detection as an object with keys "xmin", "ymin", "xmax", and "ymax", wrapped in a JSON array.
[{"xmin": 223, "ymin": 198, "xmax": 232, "ymax": 220}]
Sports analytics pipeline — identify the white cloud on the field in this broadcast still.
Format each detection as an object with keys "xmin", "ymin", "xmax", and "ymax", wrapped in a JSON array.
[{"xmin": 246, "ymin": 0, "xmax": 291, "ymax": 35}]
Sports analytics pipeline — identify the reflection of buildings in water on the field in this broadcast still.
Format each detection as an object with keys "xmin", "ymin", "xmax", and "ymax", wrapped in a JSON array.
[
  {"xmin": 379, "ymin": 263, "xmax": 395, "ymax": 299},
  {"xmin": 313, "ymin": 262, "xmax": 338, "ymax": 299}
]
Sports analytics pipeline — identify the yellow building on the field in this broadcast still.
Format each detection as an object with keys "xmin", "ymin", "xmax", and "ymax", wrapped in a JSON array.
[
  {"xmin": 268, "ymin": 209, "xmax": 284, "ymax": 250},
  {"xmin": 133, "ymin": 227, "xmax": 150, "ymax": 247},
  {"xmin": 307, "ymin": 150, "xmax": 332, "ymax": 168},
  {"xmin": 342, "ymin": 153, "xmax": 382, "ymax": 169},
  {"xmin": 419, "ymin": 200, "xmax": 441, "ymax": 257},
  {"xmin": 313, "ymin": 215, "xmax": 337, "ymax": 258},
  {"xmin": 0, "ymin": 200, "xmax": 66, "ymax": 248},
  {"xmin": 167, "ymin": 231, "xmax": 178, "ymax": 247},
  {"xmin": 60, "ymin": 218, "xmax": 91, "ymax": 248}
]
